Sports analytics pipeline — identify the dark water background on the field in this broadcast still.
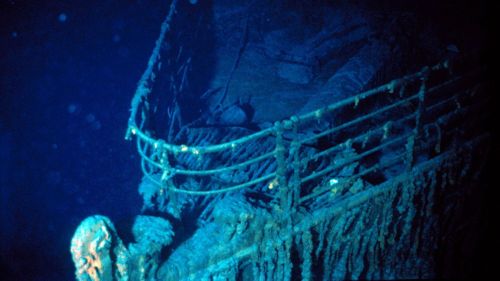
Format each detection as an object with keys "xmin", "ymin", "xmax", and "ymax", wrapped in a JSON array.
[{"xmin": 0, "ymin": 1, "xmax": 174, "ymax": 279}]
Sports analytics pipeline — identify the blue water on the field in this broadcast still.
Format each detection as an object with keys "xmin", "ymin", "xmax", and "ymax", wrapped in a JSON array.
[{"xmin": 0, "ymin": 1, "xmax": 171, "ymax": 279}]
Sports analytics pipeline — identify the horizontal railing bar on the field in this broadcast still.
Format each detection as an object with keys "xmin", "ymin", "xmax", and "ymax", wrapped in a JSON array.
[
  {"xmin": 310, "ymin": 110, "xmax": 487, "ymax": 204},
  {"xmin": 301, "ymin": 80, "xmax": 483, "ymax": 165},
  {"xmin": 300, "ymin": 94, "xmax": 488, "ymax": 195},
  {"xmin": 426, "ymin": 84, "xmax": 483, "ymax": 115},
  {"xmin": 299, "ymin": 69, "xmax": 478, "ymax": 145},
  {"xmin": 167, "ymin": 172, "xmax": 277, "ymax": 195},
  {"xmin": 131, "ymin": 125, "xmax": 276, "ymax": 154},
  {"xmin": 293, "ymin": 63, "xmax": 444, "ymax": 124},
  {"xmin": 425, "ymin": 68, "xmax": 480, "ymax": 97},
  {"xmin": 142, "ymin": 166, "xmax": 277, "ymax": 195},
  {"xmin": 425, "ymin": 90, "xmax": 468, "ymax": 114},
  {"xmin": 300, "ymin": 133, "xmax": 410, "ymax": 184},
  {"xmin": 299, "ymin": 151, "xmax": 405, "ymax": 203},
  {"xmin": 170, "ymin": 151, "xmax": 276, "ymax": 176},
  {"xmin": 302, "ymin": 112, "xmax": 416, "ymax": 165},
  {"xmin": 307, "ymin": 100, "xmax": 488, "ymax": 201},
  {"xmin": 433, "ymin": 97, "xmax": 490, "ymax": 128},
  {"xmin": 137, "ymin": 135, "xmax": 276, "ymax": 176},
  {"xmin": 299, "ymin": 92, "xmax": 419, "ymax": 145}
]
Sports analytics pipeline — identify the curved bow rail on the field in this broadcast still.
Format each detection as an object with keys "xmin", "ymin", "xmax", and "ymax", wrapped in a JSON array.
[{"xmin": 123, "ymin": 2, "xmax": 489, "ymax": 279}]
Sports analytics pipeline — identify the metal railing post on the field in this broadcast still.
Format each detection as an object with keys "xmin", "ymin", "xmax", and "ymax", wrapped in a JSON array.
[
  {"xmin": 415, "ymin": 69, "xmax": 429, "ymax": 136},
  {"xmin": 160, "ymin": 148, "xmax": 180, "ymax": 217},
  {"xmin": 274, "ymin": 121, "xmax": 290, "ymax": 212},
  {"xmin": 289, "ymin": 116, "xmax": 301, "ymax": 211},
  {"xmin": 406, "ymin": 70, "xmax": 428, "ymax": 171}
]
